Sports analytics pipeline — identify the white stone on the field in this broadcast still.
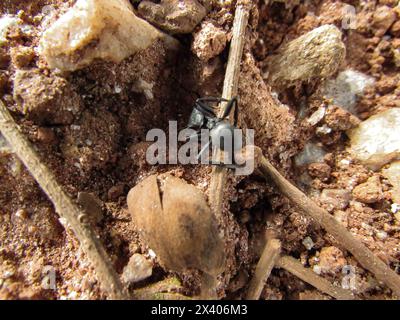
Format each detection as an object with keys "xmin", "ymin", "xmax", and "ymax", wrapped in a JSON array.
[
  {"xmin": 121, "ymin": 254, "xmax": 153, "ymax": 284},
  {"xmin": 0, "ymin": 15, "xmax": 20, "ymax": 45},
  {"xmin": 39, "ymin": 0, "xmax": 172, "ymax": 71},
  {"xmin": 302, "ymin": 236, "xmax": 314, "ymax": 250},
  {"xmin": 391, "ymin": 203, "xmax": 400, "ymax": 214},
  {"xmin": 322, "ymin": 69, "xmax": 375, "ymax": 114},
  {"xmin": 307, "ymin": 106, "xmax": 326, "ymax": 126},
  {"xmin": 347, "ymin": 109, "xmax": 400, "ymax": 170}
]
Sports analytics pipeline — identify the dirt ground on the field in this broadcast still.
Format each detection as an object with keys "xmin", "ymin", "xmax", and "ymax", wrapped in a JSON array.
[{"xmin": 0, "ymin": 0, "xmax": 399, "ymax": 300}]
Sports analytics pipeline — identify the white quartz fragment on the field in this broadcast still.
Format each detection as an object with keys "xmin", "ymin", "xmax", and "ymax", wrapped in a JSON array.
[
  {"xmin": 307, "ymin": 106, "xmax": 326, "ymax": 126},
  {"xmin": 347, "ymin": 108, "xmax": 400, "ymax": 170},
  {"xmin": 39, "ymin": 0, "xmax": 173, "ymax": 71},
  {"xmin": 322, "ymin": 69, "xmax": 375, "ymax": 114}
]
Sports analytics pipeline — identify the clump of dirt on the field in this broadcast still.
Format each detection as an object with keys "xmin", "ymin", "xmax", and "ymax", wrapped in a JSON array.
[{"xmin": 0, "ymin": 0, "xmax": 399, "ymax": 300}]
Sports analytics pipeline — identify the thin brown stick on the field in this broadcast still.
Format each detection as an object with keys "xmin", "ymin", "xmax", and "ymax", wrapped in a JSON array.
[
  {"xmin": 209, "ymin": 1, "xmax": 250, "ymax": 220},
  {"xmin": 0, "ymin": 100, "xmax": 129, "ymax": 300},
  {"xmin": 276, "ymin": 255, "xmax": 355, "ymax": 300},
  {"xmin": 257, "ymin": 151, "xmax": 400, "ymax": 298},
  {"xmin": 246, "ymin": 238, "xmax": 281, "ymax": 300}
]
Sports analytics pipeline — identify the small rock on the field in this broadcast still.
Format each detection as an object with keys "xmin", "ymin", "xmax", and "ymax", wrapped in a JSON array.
[
  {"xmin": 347, "ymin": 108, "xmax": 400, "ymax": 170},
  {"xmin": 0, "ymin": 15, "xmax": 20, "ymax": 45},
  {"xmin": 266, "ymin": 25, "xmax": 346, "ymax": 90},
  {"xmin": 13, "ymin": 69, "xmax": 82, "ymax": 125},
  {"xmin": 107, "ymin": 184, "xmax": 125, "ymax": 201},
  {"xmin": 121, "ymin": 254, "xmax": 153, "ymax": 284},
  {"xmin": 302, "ymin": 236, "xmax": 314, "ymax": 250},
  {"xmin": 10, "ymin": 46, "xmax": 35, "ymax": 68},
  {"xmin": 353, "ymin": 176, "xmax": 383, "ymax": 204},
  {"xmin": 318, "ymin": 246, "xmax": 347, "ymax": 274},
  {"xmin": 295, "ymin": 142, "xmax": 327, "ymax": 167},
  {"xmin": 333, "ymin": 210, "xmax": 348, "ymax": 227},
  {"xmin": 36, "ymin": 127, "xmax": 57, "ymax": 144},
  {"xmin": 372, "ymin": 5, "xmax": 396, "ymax": 37},
  {"xmin": 138, "ymin": 0, "xmax": 206, "ymax": 34},
  {"xmin": 192, "ymin": 21, "xmax": 227, "ymax": 61},
  {"xmin": 324, "ymin": 105, "xmax": 360, "ymax": 131},
  {"xmin": 308, "ymin": 162, "xmax": 331, "ymax": 181},
  {"xmin": 375, "ymin": 230, "xmax": 388, "ymax": 241},
  {"xmin": 307, "ymin": 106, "xmax": 326, "ymax": 126},
  {"xmin": 382, "ymin": 161, "xmax": 400, "ymax": 203},
  {"xmin": 39, "ymin": 0, "xmax": 170, "ymax": 71},
  {"xmin": 77, "ymin": 192, "xmax": 103, "ymax": 224},
  {"xmin": 320, "ymin": 189, "xmax": 352, "ymax": 211},
  {"xmin": 390, "ymin": 20, "xmax": 400, "ymax": 37},
  {"xmin": 321, "ymin": 69, "xmax": 375, "ymax": 115}
]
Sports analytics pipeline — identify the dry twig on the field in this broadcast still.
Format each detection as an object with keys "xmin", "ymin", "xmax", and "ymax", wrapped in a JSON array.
[
  {"xmin": 209, "ymin": 1, "xmax": 250, "ymax": 220},
  {"xmin": 0, "ymin": 100, "xmax": 129, "ymax": 300},
  {"xmin": 256, "ymin": 150, "xmax": 400, "ymax": 298},
  {"xmin": 246, "ymin": 238, "xmax": 281, "ymax": 300},
  {"xmin": 276, "ymin": 256, "xmax": 355, "ymax": 300}
]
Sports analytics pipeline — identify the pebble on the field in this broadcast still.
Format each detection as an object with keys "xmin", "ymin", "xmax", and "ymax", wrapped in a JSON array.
[
  {"xmin": 320, "ymin": 189, "xmax": 352, "ymax": 211},
  {"xmin": 318, "ymin": 246, "xmax": 347, "ymax": 274},
  {"xmin": 375, "ymin": 230, "xmax": 388, "ymax": 241},
  {"xmin": 192, "ymin": 21, "xmax": 227, "ymax": 61},
  {"xmin": 302, "ymin": 236, "xmax": 314, "ymax": 250},
  {"xmin": 295, "ymin": 142, "xmax": 327, "ymax": 167},
  {"xmin": 372, "ymin": 5, "xmax": 396, "ymax": 37},
  {"xmin": 138, "ymin": 0, "xmax": 206, "ymax": 34},
  {"xmin": 324, "ymin": 105, "xmax": 361, "ymax": 131},
  {"xmin": 307, "ymin": 106, "xmax": 326, "ymax": 126},
  {"xmin": 347, "ymin": 108, "xmax": 400, "ymax": 170},
  {"xmin": 10, "ymin": 46, "xmax": 35, "ymax": 68},
  {"xmin": 266, "ymin": 25, "xmax": 346, "ymax": 90},
  {"xmin": 352, "ymin": 176, "xmax": 384, "ymax": 204},
  {"xmin": 382, "ymin": 161, "xmax": 400, "ymax": 203},
  {"xmin": 0, "ymin": 15, "xmax": 20, "ymax": 45},
  {"xmin": 121, "ymin": 254, "xmax": 153, "ymax": 284},
  {"xmin": 77, "ymin": 192, "xmax": 103, "ymax": 224},
  {"xmin": 39, "ymin": 0, "xmax": 167, "ymax": 71},
  {"xmin": 308, "ymin": 162, "xmax": 331, "ymax": 181}
]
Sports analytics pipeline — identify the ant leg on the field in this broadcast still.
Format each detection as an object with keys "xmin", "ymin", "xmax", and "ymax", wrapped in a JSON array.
[
  {"xmin": 195, "ymin": 101, "xmax": 217, "ymax": 118},
  {"xmin": 196, "ymin": 97, "xmax": 229, "ymax": 104},
  {"xmin": 221, "ymin": 97, "xmax": 238, "ymax": 123}
]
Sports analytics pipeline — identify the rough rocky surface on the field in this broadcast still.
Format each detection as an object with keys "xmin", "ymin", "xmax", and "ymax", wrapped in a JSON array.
[
  {"xmin": 138, "ymin": 0, "xmax": 206, "ymax": 34},
  {"xmin": 13, "ymin": 69, "xmax": 82, "ymax": 125},
  {"xmin": 192, "ymin": 21, "xmax": 227, "ymax": 61}
]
